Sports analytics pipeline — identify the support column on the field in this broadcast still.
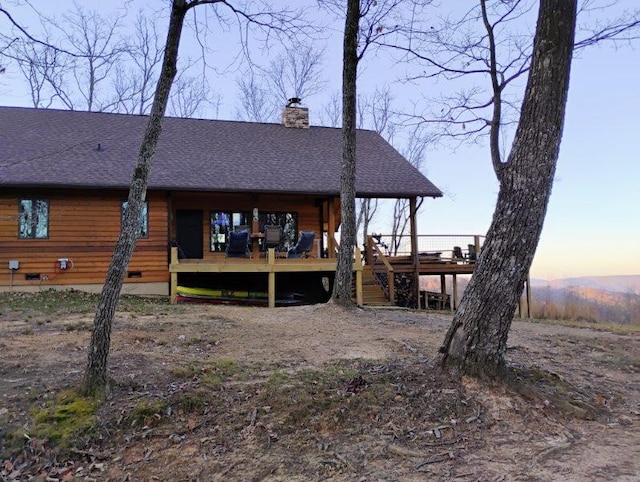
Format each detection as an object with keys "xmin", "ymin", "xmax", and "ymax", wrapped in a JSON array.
[
  {"xmin": 354, "ymin": 247, "xmax": 363, "ymax": 306},
  {"xmin": 267, "ymin": 248, "xmax": 276, "ymax": 308},
  {"xmin": 328, "ymin": 197, "xmax": 337, "ymax": 258},
  {"xmin": 409, "ymin": 197, "xmax": 420, "ymax": 309},
  {"xmin": 170, "ymin": 247, "xmax": 178, "ymax": 304},
  {"xmin": 452, "ymin": 274, "xmax": 458, "ymax": 311},
  {"xmin": 525, "ymin": 273, "xmax": 531, "ymax": 318}
]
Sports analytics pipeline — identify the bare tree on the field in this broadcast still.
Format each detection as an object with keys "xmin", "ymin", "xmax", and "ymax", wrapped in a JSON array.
[
  {"xmin": 169, "ymin": 74, "xmax": 220, "ymax": 118},
  {"xmin": 81, "ymin": 0, "xmax": 308, "ymax": 396},
  {"xmin": 110, "ymin": 12, "xmax": 164, "ymax": 115},
  {"xmin": 108, "ymin": 12, "xmax": 216, "ymax": 118},
  {"xmin": 267, "ymin": 44, "xmax": 325, "ymax": 103},
  {"xmin": 235, "ymin": 69, "xmax": 277, "ymax": 121},
  {"xmin": 437, "ymin": 0, "xmax": 579, "ymax": 375},
  {"xmin": 355, "ymin": 86, "xmax": 397, "ymax": 248},
  {"xmin": 52, "ymin": 4, "xmax": 126, "ymax": 111},
  {"xmin": 321, "ymin": 84, "xmax": 431, "ymax": 255},
  {"xmin": 389, "ymin": 1, "xmax": 640, "ymax": 148},
  {"xmin": 234, "ymin": 45, "xmax": 325, "ymax": 122},
  {"xmin": 329, "ymin": 0, "xmax": 414, "ymax": 306},
  {"xmin": 330, "ymin": 0, "xmax": 360, "ymax": 306},
  {"xmin": 319, "ymin": 91, "xmax": 342, "ymax": 127},
  {"xmin": 3, "ymin": 36, "xmax": 68, "ymax": 108},
  {"xmin": 82, "ymin": 0, "xmax": 188, "ymax": 395},
  {"xmin": 368, "ymin": 0, "xmax": 637, "ymax": 376},
  {"xmin": 2, "ymin": 5, "xmax": 215, "ymax": 117},
  {"xmin": 388, "ymin": 125, "xmax": 428, "ymax": 255},
  {"xmin": 0, "ymin": 4, "xmax": 126, "ymax": 111}
]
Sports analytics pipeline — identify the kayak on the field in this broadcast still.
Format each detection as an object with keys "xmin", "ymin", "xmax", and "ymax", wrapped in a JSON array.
[
  {"xmin": 176, "ymin": 286, "xmax": 305, "ymax": 307},
  {"xmin": 177, "ymin": 286, "xmax": 268, "ymax": 299}
]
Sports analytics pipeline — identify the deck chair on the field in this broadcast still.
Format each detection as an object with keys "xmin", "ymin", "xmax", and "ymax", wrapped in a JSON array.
[
  {"xmin": 225, "ymin": 230, "xmax": 250, "ymax": 258},
  {"xmin": 452, "ymin": 246, "xmax": 465, "ymax": 262},
  {"xmin": 287, "ymin": 231, "xmax": 315, "ymax": 258},
  {"xmin": 467, "ymin": 244, "xmax": 478, "ymax": 262},
  {"xmin": 263, "ymin": 224, "xmax": 282, "ymax": 257}
]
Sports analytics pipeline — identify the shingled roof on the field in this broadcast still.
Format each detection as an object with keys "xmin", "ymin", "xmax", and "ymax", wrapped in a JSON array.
[{"xmin": 0, "ymin": 106, "xmax": 442, "ymax": 198}]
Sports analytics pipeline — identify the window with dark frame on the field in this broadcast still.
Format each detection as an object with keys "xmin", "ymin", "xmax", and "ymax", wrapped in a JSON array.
[
  {"xmin": 121, "ymin": 201, "xmax": 149, "ymax": 238},
  {"xmin": 209, "ymin": 211, "xmax": 298, "ymax": 252},
  {"xmin": 18, "ymin": 199, "xmax": 49, "ymax": 239},
  {"xmin": 210, "ymin": 211, "xmax": 251, "ymax": 252},
  {"xmin": 257, "ymin": 212, "xmax": 298, "ymax": 250}
]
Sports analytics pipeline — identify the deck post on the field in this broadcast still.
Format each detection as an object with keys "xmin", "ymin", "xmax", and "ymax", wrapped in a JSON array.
[
  {"xmin": 365, "ymin": 235, "xmax": 374, "ymax": 267},
  {"xmin": 354, "ymin": 247, "xmax": 363, "ymax": 306},
  {"xmin": 267, "ymin": 248, "xmax": 276, "ymax": 308},
  {"xmin": 328, "ymin": 197, "xmax": 337, "ymax": 258},
  {"xmin": 452, "ymin": 274, "xmax": 458, "ymax": 311},
  {"xmin": 409, "ymin": 197, "xmax": 420, "ymax": 309},
  {"xmin": 170, "ymin": 247, "xmax": 178, "ymax": 304},
  {"xmin": 525, "ymin": 273, "xmax": 531, "ymax": 318}
]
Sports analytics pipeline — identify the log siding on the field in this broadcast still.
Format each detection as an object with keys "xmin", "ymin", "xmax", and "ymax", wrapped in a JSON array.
[{"xmin": 0, "ymin": 189, "xmax": 169, "ymax": 289}]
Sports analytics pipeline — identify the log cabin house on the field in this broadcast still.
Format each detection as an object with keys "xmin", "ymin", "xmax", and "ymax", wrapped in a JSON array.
[{"xmin": 1, "ymin": 104, "xmax": 457, "ymax": 307}]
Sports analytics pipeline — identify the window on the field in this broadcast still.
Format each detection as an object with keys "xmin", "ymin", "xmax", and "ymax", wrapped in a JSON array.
[
  {"xmin": 209, "ymin": 210, "xmax": 298, "ymax": 252},
  {"xmin": 19, "ymin": 199, "xmax": 49, "ymax": 239},
  {"xmin": 210, "ymin": 211, "xmax": 251, "ymax": 251},
  {"xmin": 258, "ymin": 212, "xmax": 298, "ymax": 249},
  {"xmin": 121, "ymin": 201, "xmax": 149, "ymax": 238}
]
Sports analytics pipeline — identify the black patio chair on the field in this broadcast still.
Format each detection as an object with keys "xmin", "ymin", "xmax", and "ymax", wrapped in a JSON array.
[
  {"xmin": 225, "ymin": 230, "xmax": 251, "ymax": 258},
  {"xmin": 287, "ymin": 231, "xmax": 315, "ymax": 259},
  {"xmin": 452, "ymin": 246, "xmax": 465, "ymax": 262},
  {"xmin": 468, "ymin": 244, "xmax": 478, "ymax": 262},
  {"xmin": 263, "ymin": 224, "xmax": 282, "ymax": 257}
]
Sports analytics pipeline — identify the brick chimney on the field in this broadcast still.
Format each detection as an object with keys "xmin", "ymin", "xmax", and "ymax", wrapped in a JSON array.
[{"xmin": 281, "ymin": 97, "xmax": 309, "ymax": 129}]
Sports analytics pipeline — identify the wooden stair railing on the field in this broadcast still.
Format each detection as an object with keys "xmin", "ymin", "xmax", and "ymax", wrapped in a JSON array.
[
  {"xmin": 365, "ymin": 235, "xmax": 395, "ymax": 304},
  {"xmin": 358, "ymin": 266, "xmax": 394, "ymax": 306}
]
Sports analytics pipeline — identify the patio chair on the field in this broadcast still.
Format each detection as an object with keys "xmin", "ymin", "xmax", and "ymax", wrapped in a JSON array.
[
  {"xmin": 287, "ymin": 231, "xmax": 315, "ymax": 259},
  {"xmin": 263, "ymin": 224, "xmax": 282, "ymax": 257},
  {"xmin": 452, "ymin": 246, "xmax": 465, "ymax": 262},
  {"xmin": 225, "ymin": 230, "xmax": 251, "ymax": 258},
  {"xmin": 467, "ymin": 244, "xmax": 478, "ymax": 262}
]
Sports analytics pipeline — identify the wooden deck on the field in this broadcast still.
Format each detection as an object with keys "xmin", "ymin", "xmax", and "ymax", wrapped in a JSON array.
[
  {"xmin": 169, "ymin": 235, "xmax": 497, "ymax": 310},
  {"xmin": 384, "ymin": 254, "xmax": 477, "ymax": 275},
  {"xmin": 367, "ymin": 252, "xmax": 477, "ymax": 309},
  {"xmin": 169, "ymin": 247, "xmax": 364, "ymax": 307}
]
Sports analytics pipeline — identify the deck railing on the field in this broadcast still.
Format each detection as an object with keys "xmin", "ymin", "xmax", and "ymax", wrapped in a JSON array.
[
  {"xmin": 368, "ymin": 234, "xmax": 485, "ymax": 261},
  {"xmin": 365, "ymin": 236, "xmax": 395, "ymax": 303},
  {"xmin": 169, "ymin": 246, "xmax": 364, "ymax": 307}
]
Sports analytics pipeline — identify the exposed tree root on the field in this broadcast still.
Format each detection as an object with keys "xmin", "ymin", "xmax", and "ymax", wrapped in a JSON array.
[
  {"xmin": 440, "ymin": 353, "xmax": 607, "ymax": 421},
  {"xmin": 499, "ymin": 363, "xmax": 607, "ymax": 421}
]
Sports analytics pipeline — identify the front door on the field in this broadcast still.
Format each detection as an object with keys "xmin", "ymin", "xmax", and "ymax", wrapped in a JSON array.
[{"xmin": 176, "ymin": 209, "xmax": 203, "ymax": 259}]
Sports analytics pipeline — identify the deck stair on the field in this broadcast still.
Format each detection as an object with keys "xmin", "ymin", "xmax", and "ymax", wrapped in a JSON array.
[{"xmin": 357, "ymin": 266, "xmax": 394, "ymax": 306}]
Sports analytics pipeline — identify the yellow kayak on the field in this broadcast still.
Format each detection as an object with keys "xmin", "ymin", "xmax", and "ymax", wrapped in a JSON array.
[{"xmin": 176, "ymin": 286, "xmax": 268, "ymax": 299}]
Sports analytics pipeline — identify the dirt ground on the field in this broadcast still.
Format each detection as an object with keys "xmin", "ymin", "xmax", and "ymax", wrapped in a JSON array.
[{"xmin": 1, "ymin": 295, "xmax": 639, "ymax": 481}]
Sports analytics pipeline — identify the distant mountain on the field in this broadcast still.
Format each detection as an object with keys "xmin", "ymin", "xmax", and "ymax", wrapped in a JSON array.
[
  {"xmin": 419, "ymin": 274, "xmax": 640, "ymax": 324},
  {"xmin": 531, "ymin": 275, "xmax": 640, "ymax": 295}
]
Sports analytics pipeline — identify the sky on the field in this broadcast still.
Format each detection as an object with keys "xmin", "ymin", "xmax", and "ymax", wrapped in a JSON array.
[
  {"xmin": 1, "ymin": 0, "xmax": 639, "ymax": 280},
  {"xmin": 420, "ymin": 40, "xmax": 640, "ymax": 280}
]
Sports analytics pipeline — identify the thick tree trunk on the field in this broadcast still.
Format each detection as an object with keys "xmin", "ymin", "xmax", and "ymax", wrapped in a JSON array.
[
  {"xmin": 332, "ymin": 0, "xmax": 359, "ymax": 307},
  {"xmin": 440, "ymin": 0, "xmax": 577, "ymax": 375},
  {"xmin": 82, "ymin": 1, "xmax": 188, "ymax": 396}
]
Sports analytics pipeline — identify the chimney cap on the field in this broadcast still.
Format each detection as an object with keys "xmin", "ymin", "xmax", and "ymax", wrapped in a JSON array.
[{"xmin": 287, "ymin": 97, "xmax": 302, "ymax": 107}]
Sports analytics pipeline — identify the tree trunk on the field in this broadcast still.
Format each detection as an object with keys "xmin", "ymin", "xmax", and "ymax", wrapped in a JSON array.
[
  {"xmin": 440, "ymin": 0, "xmax": 577, "ymax": 375},
  {"xmin": 332, "ymin": 0, "xmax": 359, "ymax": 307},
  {"xmin": 81, "ymin": 1, "xmax": 188, "ymax": 396}
]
